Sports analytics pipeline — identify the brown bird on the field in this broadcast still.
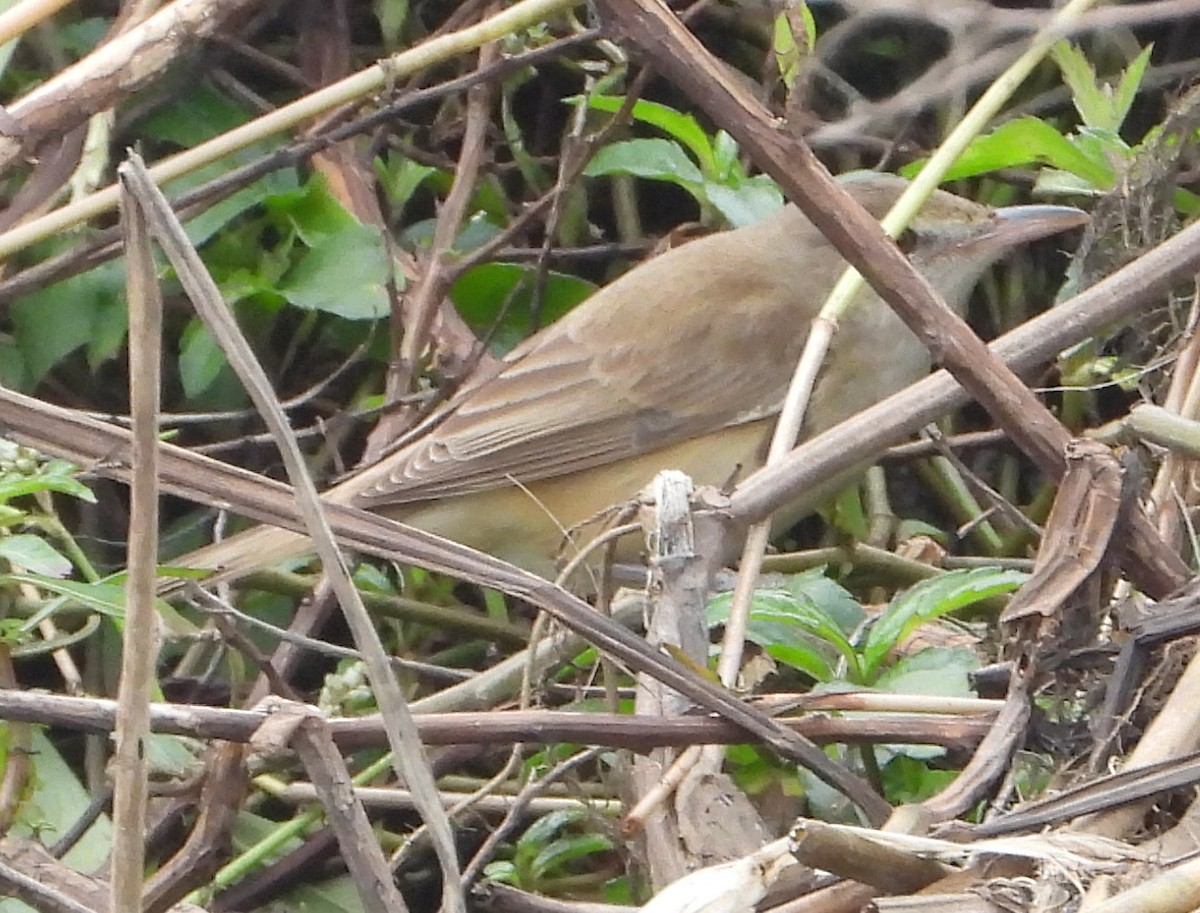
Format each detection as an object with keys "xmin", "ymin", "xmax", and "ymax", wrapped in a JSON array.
[{"xmin": 175, "ymin": 173, "xmax": 1086, "ymax": 583}]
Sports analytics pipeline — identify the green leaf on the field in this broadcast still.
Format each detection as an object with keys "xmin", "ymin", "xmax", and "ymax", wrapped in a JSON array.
[
  {"xmin": 581, "ymin": 97, "xmax": 715, "ymax": 173},
  {"xmin": 375, "ymin": 152, "xmax": 437, "ymax": 211},
  {"xmin": 1033, "ymin": 168, "xmax": 1108, "ymax": 197},
  {"xmin": 0, "ymin": 465, "xmax": 95, "ymax": 504},
  {"xmin": 0, "ymin": 0, "xmax": 24, "ymax": 79},
  {"xmin": 1, "ymin": 730, "xmax": 111, "ymax": 895},
  {"xmin": 141, "ymin": 84, "xmax": 253, "ymax": 147},
  {"xmin": 58, "ymin": 17, "xmax": 106, "ymax": 58},
  {"xmin": 1051, "ymin": 41, "xmax": 1152, "ymax": 133},
  {"xmin": 880, "ymin": 754, "xmax": 957, "ymax": 804},
  {"xmin": 901, "ymin": 116, "xmax": 1115, "ymax": 189},
  {"xmin": 710, "ymin": 130, "xmax": 742, "ymax": 182},
  {"xmin": 531, "ymin": 832, "xmax": 614, "ymax": 880},
  {"xmin": 86, "ymin": 290, "xmax": 130, "ymax": 371},
  {"xmin": 762, "ymin": 639, "xmax": 836, "ymax": 682},
  {"xmin": 773, "ymin": 12, "xmax": 801, "ymax": 87},
  {"xmin": 705, "ymin": 178, "xmax": 784, "ymax": 227},
  {"xmin": 145, "ymin": 733, "xmax": 203, "ymax": 779},
  {"xmin": 184, "ymin": 164, "xmax": 297, "ymax": 248},
  {"xmin": 1073, "ymin": 126, "xmax": 1133, "ymax": 177},
  {"xmin": 178, "ymin": 319, "xmax": 227, "ymax": 400},
  {"xmin": 10, "ymin": 262, "xmax": 124, "ymax": 386},
  {"xmin": 873, "ymin": 647, "xmax": 977, "ymax": 697},
  {"xmin": 374, "ymin": 0, "xmax": 410, "ymax": 46},
  {"xmin": 146, "ymin": 85, "xmax": 297, "ymax": 246},
  {"xmin": 13, "ymin": 572, "xmax": 197, "ymax": 638},
  {"xmin": 894, "ymin": 518, "xmax": 948, "ymax": 544},
  {"xmin": 583, "ymin": 138, "xmax": 705, "ymax": 188},
  {"xmin": 0, "ymin": 535, "xmax": 72, "ymax": 577},
  {"xmin": 1175, "ymin": 187, "xmax": 1200, "ymax": 217},
  {"xmin": 1111, "ymin": 44, "xmax": 1153, "ymax": 130},
  {"xmin": 0, "ymin": 338, "xmax": 26, "ymax": 389},
  {"xmin": 518, "ymin": 806, "xmax": 588, "ymax": 863},
  {"xmin": 450, "ymin": 262, "xmax": 593, "ymax": 354},
  {"xmin": 518, "ymin": 808, "xmax": 586, "ymax": 854},
  {"xmin": 861, "ymin": 568, "xmax": 1026, "ymax": 677},
  {"xmin": 266, "ymin": 177, "xmax": 360, "ymax": 246},
  {"xmin": 709, "ymin": 588, "xmax": 860, "ymax": 682},
  {"xmin": 14, "ymin": 573, "xmax": 128, "ymax": 623},
  {"xmin": 1052, "ymin": 41, "xmax": 1109, "ymax": 129},
  {"xmin": 782, "ymin": 568, "xmax": 866, "ymax": 633},
  {"xmin": 483, "ymin": 860, "xmax": 520, "ymax": 885},
  {"xmin": 772, "ymin": 3, "xmax": 816, "ymax": 87},
  {"xmin": 825, "ymin": 483, "xmax": 869, "ymax": 540},
  {"xmin": 277, "ymin": 222, "xmax": 390, "ymax": 319}
]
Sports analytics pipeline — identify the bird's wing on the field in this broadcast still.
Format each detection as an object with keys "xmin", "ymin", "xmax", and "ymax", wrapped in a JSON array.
[{"xmin": 353, "ymin": 227, "xmax": 808, "ymax": 508}]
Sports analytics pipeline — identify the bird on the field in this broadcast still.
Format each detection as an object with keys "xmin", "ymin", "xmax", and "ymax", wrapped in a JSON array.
[{"xmin": 172, "ymin": 173, "xmax": 1086, "ymax": 584}]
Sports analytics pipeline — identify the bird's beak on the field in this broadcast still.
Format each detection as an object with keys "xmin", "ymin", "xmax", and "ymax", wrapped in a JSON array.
[{"xmin": 988, "ymin": 203, "xmax": 1090, "ymax": 247}]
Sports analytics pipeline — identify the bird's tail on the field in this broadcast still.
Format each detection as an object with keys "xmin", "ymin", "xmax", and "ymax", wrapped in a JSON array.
[{"xmin": 160, "ymin": 524, "xmax": 312, "ymax": 595}]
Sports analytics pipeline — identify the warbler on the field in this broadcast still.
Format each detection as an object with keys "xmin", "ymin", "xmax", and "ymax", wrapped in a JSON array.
[{"xmin": 175, "ymin": 173, "xmax": 1085, "ymax": 582}]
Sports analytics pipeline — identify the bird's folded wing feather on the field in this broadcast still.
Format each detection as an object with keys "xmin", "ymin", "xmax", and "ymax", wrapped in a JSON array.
[{"xmin": 352, "ymin": 225, "xmax": 808, "ymax": 507}]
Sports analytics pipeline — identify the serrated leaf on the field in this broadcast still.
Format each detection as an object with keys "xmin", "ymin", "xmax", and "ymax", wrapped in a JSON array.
[
  {"xmin": 1052, "ymin": 41, "xmax": 1152, "ymax": 133},
  {"xmin": 1111, "ymin": 44, "xmax": 1153, "ymax": 130},
  {"xmin": 1052, "ymin": 41, "xmax": 1109, "ymax": 129},
  {"xmin": 862, "ymin": 568, "xmax": 1026, "ymax": 677}
]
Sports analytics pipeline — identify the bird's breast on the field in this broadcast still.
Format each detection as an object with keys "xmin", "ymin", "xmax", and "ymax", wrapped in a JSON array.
[{"xmin": 394, "ymin": 419, "xmax": 776, "ymax": 578}]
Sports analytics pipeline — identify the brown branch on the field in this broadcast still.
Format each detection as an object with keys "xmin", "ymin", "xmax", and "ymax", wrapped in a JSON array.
[
  {"xmin": 0, "ymin": 837, "xmax": 108, "ymax": 913},
  {"xmin": 0, "ymin": 0, "xmax": 257, "ymax": 176},
  {"xmin": 0, "ymin": 689, "xmax": 993, "ymax": 753},
  {"xmin": 143, "ymin": 744, "xmax": 249, "ymax": 913},
  {"xmin": 288, "ymin": 709, "xmax": 410, "ymax": 913},
  {"xmin": 369, "ymin": 26, "xmax": 502, "ymax": 456}
]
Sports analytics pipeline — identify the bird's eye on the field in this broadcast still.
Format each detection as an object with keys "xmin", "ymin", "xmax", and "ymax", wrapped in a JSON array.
[{"xmin": 895, "ymin": 228, "xmax": 919, "ymax": 255}]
